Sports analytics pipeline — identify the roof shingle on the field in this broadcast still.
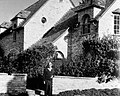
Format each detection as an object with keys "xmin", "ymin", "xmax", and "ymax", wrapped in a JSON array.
[
  {"xmin": 95, "ymin": 0, "xmax": 115, "ymax": 20},
  {"xmin": 17, "ymin": 10, "xmax": 31, "ymax": 19},
  {"xmin": 0, "ymin": 22, "xmax": 12, "ymax": 29},
  {"xmin": 11, "ymin": 0, "xmax": 48, "ymax": 26}
]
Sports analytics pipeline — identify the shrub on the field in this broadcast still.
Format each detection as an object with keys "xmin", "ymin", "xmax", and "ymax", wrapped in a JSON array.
[
  {"xmin": 0, "ymin": 45, "xmax": 5, "ymax": 73},
  {"xmin": 15, "ymin": 42, "xmax": 56, "ymax": 78},
  {"xmin": 0, "ymin": 42, "xmax": 56, "ymax": 78},
  {"xmin": 0, "ymin": 57, "xmax": 5, "ymax": 72},
  {"xmin": 60, "ymin": 35, "xmax": 120, "ymax": 83},
  {"xmin": 57, "ymin": 88, "xmax": 120, "ymax": 96}
]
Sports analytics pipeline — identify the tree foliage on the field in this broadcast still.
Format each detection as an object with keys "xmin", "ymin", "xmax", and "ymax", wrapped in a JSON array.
[
  {"xmin": 0, "ymin": 42, "xmax": 56, "ymax": 78},
  {"xmin": 82, "ymin": 36, "xmax": 119, "ymax": 83},
  {"xmin": 0, "ymin": 45, "xmax": 5, "ymax": 72},
  {"xmin": 60, "ymin": 35, "xmax": 120, "ymax": 83}
]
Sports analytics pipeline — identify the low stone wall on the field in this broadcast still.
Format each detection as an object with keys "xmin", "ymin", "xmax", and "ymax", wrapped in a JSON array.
[
  {"xmin": 53, "ymin": 76, "xmax": 120, "ymax": 94},
  {"xmin": 0, "ymin": 73, "xmax": 27, "ymax": 95}
]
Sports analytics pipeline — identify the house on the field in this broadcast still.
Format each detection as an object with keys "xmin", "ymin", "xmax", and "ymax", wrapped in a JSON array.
[
  {"xmin": 65, "ymin": 0, "xmax": 120, "ymax": 61},
  {"xmin": 96, "ymin": 0, "xmax": 120, "ymax": 38},
  {"xmin": 0, "ymin": 0, "xmax": 80, "ymax": 58},
  {"xmin": 0, "ymin": 0, "xmax": 119, "ymax": 60}
]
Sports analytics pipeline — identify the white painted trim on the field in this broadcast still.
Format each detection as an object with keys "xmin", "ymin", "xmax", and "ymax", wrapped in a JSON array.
[
  {"xmin": 97, "ymin": 0, "xmax": 116, "ymax": 20},
  {"xmin": 52, "ymin": 29, "xmax": 68, "ymax": 43}
]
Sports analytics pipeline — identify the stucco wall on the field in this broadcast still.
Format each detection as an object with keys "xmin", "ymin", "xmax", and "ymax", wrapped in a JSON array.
[
  {"xmin": 24, "ymin": 0, "xmax": 73, "ymax": 50},
  {"xmin": 53, "ymin": 30, "xmax": 68, "ymax": 58},
  {"xmin": 98, "ymin": 0, "xmax": 119, "ymax": 38},
  {"xmin": 53, "ymin": 76, "xmax": 120, "ymax": 95},
  {"xmin": 0, "ymin": 73, "xmax": 27, "ymax": 95}
]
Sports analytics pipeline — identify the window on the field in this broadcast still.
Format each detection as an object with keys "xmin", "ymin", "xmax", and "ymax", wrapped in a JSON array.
[
  {"xmin": 13, "ymin": 31, "xmax": 16, "ymax": 42},
  {"xmin": 82, "ymin": 14, "xmax": 90, "ymax": 34},
  {"xmin": 114, "ymin": 14, "xmax": 120, "ymax": 34},
  {"xmin": 13, "ymin": 24, "xmax": 17, "ymax": 29},
  {"xmin": 41, "ymin": 17, "xmax": 47, "ymax": 23},
  {"xmin": 12, "ymin": 20, "xmax": 17, "ymax": 29}
]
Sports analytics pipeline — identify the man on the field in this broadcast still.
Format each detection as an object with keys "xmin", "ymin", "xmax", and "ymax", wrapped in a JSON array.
[{"xmin": 43, "ymin": 61, "xmax": 54, "ymax": 96}]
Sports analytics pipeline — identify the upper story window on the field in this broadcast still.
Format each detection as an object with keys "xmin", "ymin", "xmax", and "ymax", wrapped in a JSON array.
[
  {"xmin": 114, "ymin": 14, "xmax": 120, "ymax": 34},
  {"xmin": 112, "ymin": 8, "xmax": 120, "ymax": 34},
  {"xmin": 82, "ymin": 14, "xmax": 90, "ymax": 34},
  {"xmin": 13, "ymin": 31, "xmax": 16, "ymax": 42},
  {"xmin": 13, "ymin": 23, "xmax": 17, "ymax": 29}
]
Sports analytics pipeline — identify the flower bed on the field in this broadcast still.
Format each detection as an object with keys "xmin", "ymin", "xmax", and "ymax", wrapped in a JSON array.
[{"xmin": 57, "ymin": 88, "xmax": 120, "ymax": 96}]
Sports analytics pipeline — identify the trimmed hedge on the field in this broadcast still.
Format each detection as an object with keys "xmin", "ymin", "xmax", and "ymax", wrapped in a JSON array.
[{"xmin": 58, "ymin": 88, "xmax": 120, "ymax": 96}]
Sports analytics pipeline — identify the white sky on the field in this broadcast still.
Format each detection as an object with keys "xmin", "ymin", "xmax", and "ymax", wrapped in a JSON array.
[
  {"xmin": 0, "ymin": 0, "xmax": 38, "ymax": 24},
  {"xmin": 0, "ymin": 0, "xmax": 81, "ymax": 24}
]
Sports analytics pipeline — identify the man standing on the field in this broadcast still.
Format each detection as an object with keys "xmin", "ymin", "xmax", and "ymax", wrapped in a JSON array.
[{"xmin": 43, "ymin": 61, "xmax": 54, "ymax": 96}]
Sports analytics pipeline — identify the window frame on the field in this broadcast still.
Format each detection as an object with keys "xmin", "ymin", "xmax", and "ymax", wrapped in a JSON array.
[
  {"xmin": 114, "ymin": 14, "xmax": 120, "ymax": 34},
  {"xmin": 13, "ymin": 30, "xmax": 17, "ymax": 42},
  {"xmin": 82, "ymin": 14, "xmax": 90, "ymax": 34}
]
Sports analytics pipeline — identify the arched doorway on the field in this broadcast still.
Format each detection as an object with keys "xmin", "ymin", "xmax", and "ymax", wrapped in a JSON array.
[
  {"xmin": 53, "ymin": 51, "xmax": 66, "ymax": 75},
  {"xmin": 56, "ymin": 51, "xmax": 65, "ymax": 59}
]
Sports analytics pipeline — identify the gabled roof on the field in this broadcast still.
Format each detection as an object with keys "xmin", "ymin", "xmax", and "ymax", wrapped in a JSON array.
[
  {"xmin": 0, "ymin": 0, "xmax": 49, "ymax": 34},
  {"xmin": 73, "ymin": 0, "xmax": 106, "ymax": 12},
  {"xmin": 11, "ymin": 0, "xmax": 49, "ymax": 26},
  {"xmin": 30, "ymin": 8, "xmax": 78, "ymax": 49},
  {"xmin": 11, "ymin": 10, "xmax": 31, "ymax": 20},
  {"xmin": 42, "ymin": 9, "xmax": 78, "ymax": 38},
  {"xmin": 0, "ymin": 22, "xmax": 12, "ymax": 29},
  {"xmin": 95, "ymin": 0, "xmax": 115, "ymax": 20},
  {"xmin": 0, "ymin": 0, "xmax": 76, "ymax": 36},
  {"xmin": 112, "ymin": 8, "xmax": 120, "ymax": 14},
  {"xmin": 12, "ymin": 0, "xmax": 78, "ymax": 39}
]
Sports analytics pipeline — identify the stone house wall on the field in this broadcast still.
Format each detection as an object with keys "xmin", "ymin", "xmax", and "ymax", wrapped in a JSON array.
[
  {"xmin": 0, "ymin": 28, "xmax": 24, "ymax": 56},
  {"xmin": 67, "ymin": 1, "xmax": 99, "ymax": 61}
]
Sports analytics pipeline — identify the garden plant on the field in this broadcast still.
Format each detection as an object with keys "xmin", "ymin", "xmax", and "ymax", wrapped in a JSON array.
[{"xmin": 60, "ymin": 35, "xmax": 120, "ymax": 83}]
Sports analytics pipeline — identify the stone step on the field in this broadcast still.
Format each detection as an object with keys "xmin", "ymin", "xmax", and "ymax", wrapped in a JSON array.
[{"xmin": 27, "ymin": 89, "xmax": 45, "ymax": 96}]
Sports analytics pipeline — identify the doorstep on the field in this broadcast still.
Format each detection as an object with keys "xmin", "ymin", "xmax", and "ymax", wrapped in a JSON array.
[{"xmin": 26, "ymin": 89, "xmax": 45, "ymax": 96}]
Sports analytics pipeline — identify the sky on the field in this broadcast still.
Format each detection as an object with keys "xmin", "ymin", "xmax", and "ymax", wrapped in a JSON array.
[
  {"xmin": 0, "ymin": 0, "xmax": 82, "ymax": 24},
  {"xmin": 0, "ymin": 0, "xmax": 38, "ymax": 24}
]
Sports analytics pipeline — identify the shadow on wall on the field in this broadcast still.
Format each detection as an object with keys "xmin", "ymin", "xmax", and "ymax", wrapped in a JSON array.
[
  {"xmin": 6, "ymin": 74, "xmax": 28, "ymax": 96},
  {"xmin": 26, "ymin": 74, "xmax": 45, "ymax": 91},
  {"xmin": 3, "ymin": 73, "xmax": 45, "ymax": 96}
]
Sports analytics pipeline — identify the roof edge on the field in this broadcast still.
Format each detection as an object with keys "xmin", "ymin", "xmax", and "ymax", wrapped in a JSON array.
[
  {"xmin": 95, "ymin": 0, "xmax": 116, "ymax": 20},
  {"xmin": 21, "ymin": 0, "xmax": 49, "ymax": 27}
]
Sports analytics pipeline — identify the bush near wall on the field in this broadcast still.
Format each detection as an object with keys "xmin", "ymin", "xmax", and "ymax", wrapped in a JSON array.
[
  {"xmin": 59, "ymin": 36, "xmax": 120, "ymax": 83},
  {"xmin": 14, "ymin": 42, "xmax": 56, "ymax": 77},
  {"xmin": 0, "ymin": 42, "xmax": 56, "ymax": 78},
  {"xmin": 0, "ymin": 42, "xmax": 57, "ymax": 91},
  {"xmin": 58, "ymin": 88, "xmax": 120, "ymax": 96}
]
